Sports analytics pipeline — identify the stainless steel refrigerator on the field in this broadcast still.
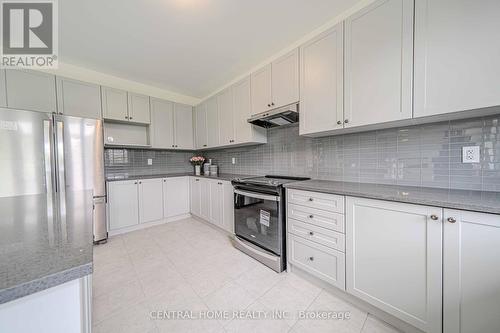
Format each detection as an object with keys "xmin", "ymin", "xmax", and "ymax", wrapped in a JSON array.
[{"xmin": 0, "ymin": 107, "xmax": 107, "ymax": 243}]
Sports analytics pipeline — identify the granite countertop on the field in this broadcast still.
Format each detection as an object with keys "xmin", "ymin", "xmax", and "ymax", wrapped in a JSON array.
[
  {"xmin": 0, "ymin": 191, "xmax": 94, "ymax": 304},
  {"xmin": 105, "ymin": 172, "xmax": 256, "ymax": 182},
  {"xmin": 284, "ymin": 180, "xmax": 500, "ymax": 214}
]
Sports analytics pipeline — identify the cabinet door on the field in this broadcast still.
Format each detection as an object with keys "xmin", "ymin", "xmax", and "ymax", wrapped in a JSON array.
[
  {"xmin": 299, "ymin": 24, "xmax": 343, "ymax": 135},
  {"xmin": 150, "ymin": 98, "xmax": 175, "ymax": 149},
  {"xmin": 346, "ymin": 197, "xmax": 442, "ymax": 333},
  {"xmin": 206, "ymin": 96, "xmax": 220, "ymax": 147},
  {"xmin": 251, "ymin": 64, "xmax": 272, "ymax": 115},
  {"xmin": 217, "ymin": 88, "xmax": 234, "ymax": 145},
  {"xmin": 233, "ymin": 76, "xmax": 252, "ymax": 144},
  {"xmin": 173, "ymin": 103, "xmax": 194, "ymax": 149},
  {"xmin": 271, "ymin": 48, "xmax": 299, "ymax": 108},
  {"xmin": 414, "ymin": 0, "xmax": 500, "ymax": 117},
  {"xmin": 138, "ymin": 178, "xmax": 163, "ymax": 224},
  {"xmin": 344, "ymin": 0, "xmax": 413, "ymax": 127},
  {"xmin": 189, "ymin": 177, "xmax": 201, "ymax": 217},
  {"xmin": 163, "ymin": 177, "xmax": 190, "ymax": 218},
  {"xmin": 199, "ymin": 179, "xmax": 211, "ymax": 220},
  {"xmin": 101, "ymin": 87, "xmax": 128, "ymax": 121},
  {"xmin": 108, "ymin": 180, "xmax": 139, "ymax": 230},
  {"xmin": 0, "ymin": 70, "xmax": 7, "ymax": 107},
  {"xmin": 127, "ymin": 93, "xmax": 150, "ymax": 124},
  {"xmin": 209, "ymin": 181, "xmax": 222, "ymax": 226},
  {"xmin": 5, "ymin": 69, "xmax": 56, "ymax": 113},
  {"xmin": 221, "ymin": 181, "xmax": 234, "ymax": 233},
  {"xmin": 194, "ymin": 103, "xmax": 208, "ymax": 149},
  {"xmin": 443, "ymin": 209, "xmax": 500, "ymax": 333},
  {"xmin": 56, "ymin": 77, "xmax": 101, "ymax": 119}
]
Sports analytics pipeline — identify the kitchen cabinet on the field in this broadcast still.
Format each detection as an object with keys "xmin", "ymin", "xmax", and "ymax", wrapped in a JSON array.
[
  {"xmin": 251, "ymin": 49, "xmax": 299, "ymax": 115},
  {"xmin": 127, "ymin": 93, "xmax": 150, "ymax": 124},
  {"xmin": 5, "ymin": 69, "xmax": 57, "ymax": 113},
  {"xmin": 0, "ymin": 70, "xmax": 6, "ymax": 107},
  {"xmin": 221, "ymin": 181, "xmax": 234, "ymax": 233},
  {"xmin": 209, "ymin": 180, "xmax": 223, "ymax": 227},
  {"xmin": 217, "ymin": 88, "xmax": 235, "ymax": 145},
  {"xmin": 163, "ymin": 176, "xmax": 190, "ymax": 218},
  {"xmin": 299, "ymin": 24, "xmax": 343, "ymax": 136},
  {"xmin": 56, "ymin": 77, "xmax": 101, "ymax": 119},
  {"xmin": 138, "ymin": 178, "xmax": 163, "ymax": 224},
  {"xmin": 346, "ymin": 197, "xmax": 442, "ymax": 333},
  {"xmin": 173, "ymin": 103, "xmax": 194, "ymax": 149},
  {"xmin": 414, "ymin": 0, "xmax": 500, "ymax": 118},
  {"xmin": 206, "ymin": 96, "xmax": 220, "ymax": 147},
  {"xmin": 199, "ymin": 178, "xmax": 211, "ymax": 220},
  {"xmin": 101, "ymin": 86, "xmax": 128, "ymax": 122},
  {"xmin": 108, "ymin": 180, "xmax": 139, "ymax": 230},
  {"xmin": 194, "ymin": 102, "xmax": 208, "ymax": 149},
  {"xmin": 104, "ymin": 122, "xmax": 150, "ymax": 147},
  {"xmin": 189, "ymin": 177, "xmax": 201, "ymax": 217},
  {"xmin": 344, "ymin": 0, "xmax": 413, "ymax": 128},
  {"xmin": 150, "ymin": 98, "xmax": 175, "ymax": 149},
  {"xmin": 443, "ymin": 209, "xmax": 500, "ymax": 333}
]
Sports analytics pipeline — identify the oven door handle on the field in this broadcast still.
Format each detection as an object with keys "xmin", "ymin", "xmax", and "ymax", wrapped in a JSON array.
[{"xmin": 234, "ymin": 189, "xmax": 280, "ymax": 202}]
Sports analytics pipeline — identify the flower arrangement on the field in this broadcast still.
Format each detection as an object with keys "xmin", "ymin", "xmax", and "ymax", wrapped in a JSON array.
[{"xmin": 189, "ymin": 156, "xmax": 205, "ymax": 166}]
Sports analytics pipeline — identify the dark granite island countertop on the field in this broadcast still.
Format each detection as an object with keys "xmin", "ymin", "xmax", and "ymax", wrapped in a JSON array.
[
  {"xmin": 284, "ymin": 180, "xmax": 500, "ymax": 215},
  {"xmin": 0, "ymin": 191, "xmax": 94, "ymax": 304},
  {"xmin": 105, "ymin": 172, "xmax": 257, "ymax": 182}
]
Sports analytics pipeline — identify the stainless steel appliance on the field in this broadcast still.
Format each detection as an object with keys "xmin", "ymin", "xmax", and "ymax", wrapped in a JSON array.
[
  {"xmin": 232, "ymin": 175, "xmax": 309, "ymax": 272},
  {"xmin": 247, "ymin": 103, "xmax": 299, "ymax": 128},
  {"xmin": 0, "ymin": 108, "xmax": 107, "ymax": 243}
]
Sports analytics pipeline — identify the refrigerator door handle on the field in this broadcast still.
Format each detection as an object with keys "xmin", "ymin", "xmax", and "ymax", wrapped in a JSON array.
[
  {"xmin": 43, "ymin": 119, "xmax": 56, "ymax": 193},
  {"xmin": 55, "ymin": 120, "xmax": 66, "ymax": 192}
]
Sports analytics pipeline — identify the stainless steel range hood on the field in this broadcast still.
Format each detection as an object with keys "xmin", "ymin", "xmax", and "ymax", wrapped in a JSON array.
[{"xmin": 247, "ymin": 103, "xmax": 299, "ymax": 128}]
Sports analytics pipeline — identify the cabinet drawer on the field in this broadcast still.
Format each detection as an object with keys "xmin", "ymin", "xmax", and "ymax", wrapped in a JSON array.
[
  {"xmin": 288, "ymin": 218, "xmax": 345, "ymax": 252},
  {"xmin": 288, "ymin": 203, "xmax": 345, "ymax": 233},
  {"xmin": 288, "ymin": 234, "xmax": 345, "ymax": 289},
  {"xmin": 287, "ymin": 189, "xmax": 344, "ymax": 213}
]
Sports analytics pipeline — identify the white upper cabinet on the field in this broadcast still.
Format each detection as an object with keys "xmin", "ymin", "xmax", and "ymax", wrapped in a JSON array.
[
  {"xmin": 0, "ymin": 70, "xmax": 7, "ymax": 107},
  {"xmin": 150, "ymin": 98, "xmax": 175, "ymax": 149},
  {"xmin": 346, "ymin": 197, "xmax": 442, "ymax": 333},
  {"xmin": 173, "ymin": 103, "xmax": 194, "ymax": 149},
  {"xmin": 101, "ymin": 86, "xmax": 128, "ymax": 121},
  {"xmin": 251, "ymin": 64, "xmax": 272, "ymax": 115},
  {"xmin": 233, "ymin": 76, "xmax": 266, "ymax": 145},
  {"xmin": 127, "ymin": 93, "xmax": 150, "ymax": 124},
  {"xmin": 414, "ymin": 0, "xmax": 500, "ymax": 117},
  {"xmin": 217, "ymin": 88, "xmax": 235, "ymax": 145},
  {"xmin": 137, "ymin": 178, "xmax": 163, "ymax": 224},
  {"xmin": 5, "ymin": 69, "xmax": 56, "ymax": 113},
  {"xmin": 344, "ymin": 0, "xmax": 413, "ymax": 128},
  {"xmin": 299, "ymin": 24, "xmax": 344, "ymax": 136},
  {"xmin": 56, "ymin": 77, "xmax": 101, "ymax": 119},
  {"xmin": 271, "ymin": 48, "xmax": 299, "ymax": 108},
  {"xmin": 194, "ymin": 103, "xmax": 208, "ymax": 149},
  {"xmin": 443, "ymin": 209, "xmax": 500, "ymax": 333},
  {"xmin": 206, "ymin": 96, "xmax": 220, "ymax": 148}
]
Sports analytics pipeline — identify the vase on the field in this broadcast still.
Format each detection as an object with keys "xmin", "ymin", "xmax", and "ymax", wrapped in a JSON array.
[{"xmin": 194, "ymin": 165, "xmax": 201, "ymax": 176}]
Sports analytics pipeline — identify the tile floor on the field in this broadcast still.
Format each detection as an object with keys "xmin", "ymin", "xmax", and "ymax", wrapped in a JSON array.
[{"xmin": 92, "ymin": 217, "xmax": 402, "ymax": 333}]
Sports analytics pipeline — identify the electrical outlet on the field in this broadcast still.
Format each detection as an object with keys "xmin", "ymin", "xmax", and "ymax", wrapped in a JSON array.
[
  {"xmin": 462, "ymin": 146, "xmax": 480, "ymax": 163},
  {"xmin": 232, "ymin": 157, "xmax": 236, "ymax": 164},
  {"xmin": 147, "ymin": 158, "xmax": 153, "ymax": 165}
]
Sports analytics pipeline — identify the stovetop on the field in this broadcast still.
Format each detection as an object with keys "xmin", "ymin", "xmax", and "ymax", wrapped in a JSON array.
[{"xmin": 233, "ymin": 175, "xmax": 310, "ymax": 187}]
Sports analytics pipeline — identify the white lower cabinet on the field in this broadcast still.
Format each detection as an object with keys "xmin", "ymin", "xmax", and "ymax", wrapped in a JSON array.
[
  {"xmin": 163, "ymin": 177, "xmax": 190, "ymax": 218},
  {"xmin": 346, "ymin": 197, "xmax": 442, "ymax": 333},
  {"xmin": 138, "ymin": 178, "xmax": 163, "ymax": 224},
  {"xmin": 199, "ymin": 179, "xmax": 211, "ymax": 221},
  {"xmin": 190, "ymin": 177, "xmax": 202, "ymax": 216},
  {"xmin": 443, "ymin": 209, "xmax": 500, "ymax": 333},
  {"xmin": 108, "ymin": 180, "xmax": 139, "ymax": 230}
]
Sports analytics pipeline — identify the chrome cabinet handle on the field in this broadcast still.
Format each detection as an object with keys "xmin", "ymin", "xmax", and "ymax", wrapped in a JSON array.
[
  {"xmin": 430, "ymin": 214, "xmax": 439, "ymax": 221},
  {"xmin": 447, "ymin": 217, "xmax": 457, "ymax": 223},
  {"xmin": 309, "ymin": 231, "xmax": 314, "ymax": 236}
]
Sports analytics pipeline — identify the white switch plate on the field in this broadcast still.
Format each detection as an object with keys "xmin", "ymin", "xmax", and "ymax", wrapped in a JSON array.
[
  {"xmin": 462, "ymin": 146, "xmax": 480, "ymax": 163},
  {"xmin": 147, "ymin": 158, "xmax": 153, "ymax": 165},
  {"xmin": 232, "ymin": 157, "xmax": 236, "ymax": 164}
]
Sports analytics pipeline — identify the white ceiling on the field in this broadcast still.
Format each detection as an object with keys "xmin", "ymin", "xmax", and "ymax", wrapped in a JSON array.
[{"xmin": 60, "ymin": 0, "xmax": 361, "ymax": 99}]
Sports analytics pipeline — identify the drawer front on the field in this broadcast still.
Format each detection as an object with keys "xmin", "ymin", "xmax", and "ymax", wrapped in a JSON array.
[
  {"xmin": 288, "ymin": 234, "xmax": 345, "ymax": 289},
  {"xmin": 287, "ymin": 189, "xmax": 344, "ymax": 213},
  {"xmin": 288, "ymin": 203, "xmax": 345, "ymax": 233},
  {"xmin": 288, "ymin": 218, "xmax": 345, "ymax": 252}
]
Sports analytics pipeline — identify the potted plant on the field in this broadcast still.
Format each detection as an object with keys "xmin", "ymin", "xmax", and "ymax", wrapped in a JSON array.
[{"xmin": 189, "ymin": 156, "xmax": 205, "ymax": 175}]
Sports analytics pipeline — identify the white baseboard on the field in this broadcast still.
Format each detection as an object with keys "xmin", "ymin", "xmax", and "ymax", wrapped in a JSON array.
[{"xmin": 108, "ymin": 213, "xmax": 192, "ymax": 237}]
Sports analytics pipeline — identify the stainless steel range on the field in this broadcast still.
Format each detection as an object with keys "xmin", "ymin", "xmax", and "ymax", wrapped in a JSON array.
[{"xmin": 231, "ymin": 175, "xmax": 310, "ymax": 272}]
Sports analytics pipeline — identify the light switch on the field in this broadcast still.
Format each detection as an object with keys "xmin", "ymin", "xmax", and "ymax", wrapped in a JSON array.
[
  {"xmin": 147, "ymin": 158, "xmax": 153, "ymax": 165},
  {"xmin": 462, "ymin": 146, "xmax": 480, "ymax": 163}
]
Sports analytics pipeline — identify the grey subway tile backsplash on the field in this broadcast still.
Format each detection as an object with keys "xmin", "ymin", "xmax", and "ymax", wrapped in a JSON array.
[{"xmin": 105, "ymin": 114, "xmax": 500, "ymax": 192}]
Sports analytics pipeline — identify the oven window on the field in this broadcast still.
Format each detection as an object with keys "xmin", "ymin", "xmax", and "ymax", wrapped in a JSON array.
[{"xmin": 234, "ymin": 192, "xmax": 280, "ymax": 255}]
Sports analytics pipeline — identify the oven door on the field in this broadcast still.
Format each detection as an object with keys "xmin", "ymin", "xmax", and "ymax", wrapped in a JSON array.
[{"xmin": 234, "ymin": 188, "xmax": 281, "ymax": 255}]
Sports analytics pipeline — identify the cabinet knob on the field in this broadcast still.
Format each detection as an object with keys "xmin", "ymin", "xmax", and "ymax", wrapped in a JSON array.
[
  {"xmin": 267, "ymin": 104, "xmax": 271, "ymax": 107},
  {"xmin": 337, "ymin": 121, "xmax": 342, "ymax": 125},
  {"xmin": 309, "ymin": 215, "xmax": 314, "ymax": 219},
  {"xmin": 195, "ymin": 179, "xmax": 199, "ymax": 181},
  {"xmin": 271, "ymin": 102, "xmax": 275, "ymax": 106},
  {"xmin": 447, "ymin": 217, "xmax": 457, "ymax": 223},
  {"xmin": 308, "ymin": 198, "xmax": 314, "ymax": 202},
  {"xmin": 163, "ymin": 179, "xmax": 166, "ymax": 182},
  {"xmin": 172, "ymin": 145, "xmax": 175, "ymax": 147},
  {"xmin": 134, "ymin": 181, "xmax": 137, "ymax": 184},
  {"xmin": 129, "ymin": 117, "xmax": 133, "ymax": 120},
  {"xmin": 430, "ymin": 214, "xmax": 439, "ymax": 221},
  {"xmin": 309, "ymin": 231, "xmax": 314, "ymax": 236},
  {"xmin": 309, "ymin": 257, "xmax": 314, "ymax": 261},
  {"xmin": 125, "ymin": 116, "xmax": 129, "ymax": 119},
  {"xmin": 203, "ymin": 144, "xmax": 207, "ymax": 147},
  {"xmin": 138, "ymin": 181, "xmax": 142, "ymax": 184},
  {"xmin": 344, "ymin": 119, "xmax": 349, "ymax": 124}
]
